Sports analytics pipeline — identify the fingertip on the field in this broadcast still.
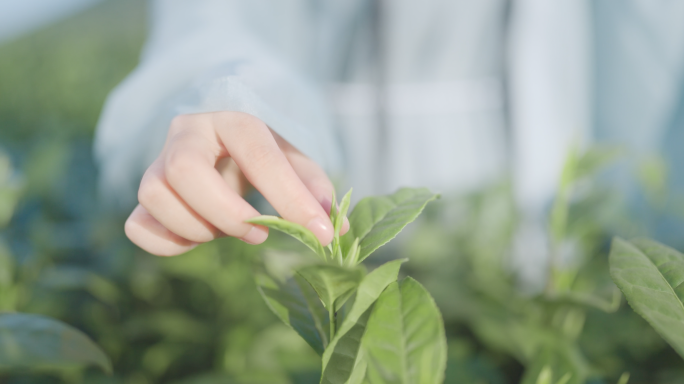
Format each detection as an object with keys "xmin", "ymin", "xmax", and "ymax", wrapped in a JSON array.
[
  {"xmin": 319, "ymin": 197, "xmax": 333, "ymax": 215},
  {"xmin": 307, "ymin": 216, "xmax": 334, "ymax": 246},
  {"xmin": 340, "ymin": 216, "xmax": 350, "ymax": 236},
  {"xmin": 241, "ymin": 225, "xmax": 269, "ymax": 245}
]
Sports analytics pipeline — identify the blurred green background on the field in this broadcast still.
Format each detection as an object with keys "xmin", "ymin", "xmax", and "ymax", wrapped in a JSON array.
[
  {"xmin": 0, "ymin": 1, "xmax": 320, "ymax": 382},
  {"xmin": 2, "ymin": 1, "xmax": 684, "ymax": 383}
]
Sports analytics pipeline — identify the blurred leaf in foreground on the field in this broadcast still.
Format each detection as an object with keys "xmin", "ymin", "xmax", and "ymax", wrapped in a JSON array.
[{"xmin": 0, "ymin": 313, "xmax": 112, "ymax": 373}]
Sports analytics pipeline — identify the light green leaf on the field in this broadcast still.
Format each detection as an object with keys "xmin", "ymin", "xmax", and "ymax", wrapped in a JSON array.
[
  {"xmin": 0, "ymin": 154, "xmax": 20, "ymax": 229},
  {"xmin": 609, "ymin": 237, "xmax": 684, "ymax": 359},
  {"xmin": 320, "ymin": 259, "xmax": 406, "ymax": 384},
  {"xmin": 556, "ymin": 374, "xmax": 572, "ymax": 384},
  {"xmin": 536, "ymin": 366, "xmax": 552, "ymax": 384},
  {"xmin": 542, "ymin": 287, "xmax": 621, "ymax": 313},
  {"xmin": 345, "ymin": 237, "xmax": 361, "ymax": 267},
  {"xmin": 0, "ymin": 313, "xmax": 111, "ymax": 373},
  {"xmin": 336, "ymin": 189, "xmax": 353, "ymax": 239},
  {"xmin": 342, "ymin": 188, "xmax": 439, "ymax": 263},
  {"xmin": 616, "ymin": 372, "xmax": 630, "ymax": 384},
  {"xmin": 330, "ymin": 189, "xmax": 352, "ymax": 264},
  {"xmin": 574, "ymin": 145, "xmax": 622, "ymax": 181},
  {"xmin": 254, "ymin": 259, "xmax": 329, "ymax": 355},
  {"xmin": 334, "ymin": 287, "xmax": 357, "ymax": 313},
  {"xmin": 520, "ymin": 343, "xmax": 587, "ymax": 384},
  {"xmin": 247, "ymin": 215, "xmax": 326, "ymax": 259},
  {"xmin": 363, "ymin": 277, "xmax": 447, "ymax": 384},
  {"xmin": 297, "ymin": 264, "xmax": 365, "ymax": 310},
  {"xmin": 346, "ymin": 350, "xmax": 368, "ymax": 384}
]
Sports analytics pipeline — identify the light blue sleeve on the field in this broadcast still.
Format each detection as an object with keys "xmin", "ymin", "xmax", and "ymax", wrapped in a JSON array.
[{"xmin": 94, "ymin": 0, "xmax": 343, "ymax": 208}]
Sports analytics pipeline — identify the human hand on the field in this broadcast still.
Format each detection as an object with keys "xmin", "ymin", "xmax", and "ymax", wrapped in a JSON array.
[{"xmin": 124, "ymin": 111, "xmax": 348, "ymax": 256}]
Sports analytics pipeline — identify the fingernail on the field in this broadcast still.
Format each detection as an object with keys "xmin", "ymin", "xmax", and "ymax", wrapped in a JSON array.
[
  {"xmin": 241, "ymin": 225, "xmax": 268, "ymax": 245},
  {"xmin": 307, "ymin": 217, "xmax": 333, "ymax": 245},
  {"xmin": 341, "ymin": 216, "xmax": 350, "ymax": 235},
  {"xmin": 320, "ymin": 198, "xmax": 333, "ymax": 215}
]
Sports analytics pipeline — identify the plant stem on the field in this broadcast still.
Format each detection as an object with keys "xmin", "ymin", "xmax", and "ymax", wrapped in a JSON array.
[{"xmin": 329, "ymin": 306, "xmax": 336, "ymax": 339}]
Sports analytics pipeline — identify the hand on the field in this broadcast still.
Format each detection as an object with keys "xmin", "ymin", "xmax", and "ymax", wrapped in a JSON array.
[{"xmin": 124, "ymin": 111, "xmax": 348, "ymax": 256}]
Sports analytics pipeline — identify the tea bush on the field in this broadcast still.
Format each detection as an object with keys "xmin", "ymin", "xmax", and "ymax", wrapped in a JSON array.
[{"xmin": 3, "ymin": 1, "xmax": 684, "ymax": 383}]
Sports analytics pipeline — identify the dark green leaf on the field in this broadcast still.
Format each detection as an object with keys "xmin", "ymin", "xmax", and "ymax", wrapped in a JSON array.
[
  {"xmin": 342, "ymin": 188, "xmax": 439, "ymax": 263},
  {"xmin": 320, "ymin": 259, "xmax": 405, "ymax": 384},
  {"xmin": 363, "ymin": 277, "xmax": 447, "ymax": 384},
  {"xmin": 254, "ymin": 257, "xmax": 329, "ymax": 355},
  {"xmin": 297, "ymin": 264, "xmax": 365, "ymax": 310},
  {"xmin": 246, "ymin": 215, "xmax": 326, "ymax": 259},
  {"xmin": 0, "ymin": 313, "xmax": 111, "ymax": 373},
  {"xmin": 609, "ymin": 237, "xmax": 684, "ymax": 359}
]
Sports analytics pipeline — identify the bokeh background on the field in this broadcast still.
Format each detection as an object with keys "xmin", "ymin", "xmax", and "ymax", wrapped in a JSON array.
[{"xmin": 2, "ymin": 1, "xmax": 684, "ymax": 383}]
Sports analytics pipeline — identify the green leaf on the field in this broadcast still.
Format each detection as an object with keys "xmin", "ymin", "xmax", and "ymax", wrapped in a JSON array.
[
  {"xmin": 363, "ymin": 277, "xmax": 447, "ymax": 384},
  {"xmin": 254, "ymin": 257, "xmax": 329, "ymax": 355},
  {"xmin": 542, "ymin": 288, "xmax": 621, "ymax": 313},
  {"xmin": 246, "ymin": 215, "xmax": 326, "ymax": 259},
  {"xmin": 345, "ymin": 237, "xmax": 361, "ymax": 267},
  {"xmin": 535, "ymin": 366, "xmax": 552, "ymax": 384},
  {"xmin": 336, "ymin": 189, "xmax": 352, "ymax": 239},
  {"xmin": 616, "ymin": 372, "xmax": 630, "ymax": 384},
  {"xmin": 0, "ymin": 154, "xmax": 20, "ymax": 229},
  {"xmin": 342, "ymin": 188, "xmax": 439, "ymax": 263},
  {"xmin": 297, "ymin": 264, "xmax": 365, "ymax": 310},
  {"xmin": 609, "ymin": 237, "xmax": 684, "ymax": 359},
  {"xmin": 320, "ymin": 259, "xmax": 406, "ymax": 384},
  {"xmin": 0, "ymin": 313, "xmax": 111, "ymax": 373},
  {"xmin": 520, "ymin": 343, "xmax": 588, "ymax": 384},
  {"xmin": 574, "ymin": 145, "xmax": 622, "ymax": 181}
]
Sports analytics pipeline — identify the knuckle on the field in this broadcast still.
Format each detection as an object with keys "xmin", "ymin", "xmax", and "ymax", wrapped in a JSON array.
[
  {"xmin": 164, "ymin": 148, "xmax": 196, "ymax": 183},
  {"xmin": 137, "ymin": 179, "xmax": 164, "ymax": 208},
  {"xmin": 216, "ymin": 111, "xmax": 264, "ymax": 128},
  {"xmin": 169, "ymin": 114, "xmax": 192, "ymax": 136},
  {"xmin": 238, "ymin": 113, "xmax": 265, "ymax": 128},
  {"xmin": 169, "ymin": 114, "xmax": 213, "ymax": 138},
  {"xmin": 248, "ymin": 143, "xmax": 277, "ymax": 168}
]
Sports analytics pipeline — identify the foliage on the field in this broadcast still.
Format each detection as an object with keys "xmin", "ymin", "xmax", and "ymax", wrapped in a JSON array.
[
  {"xmin": 3, "ymin": 1, "xmax": 684, "ymax": 383},
  {"xmin": 401, "ymin": 145, "xmax": 684, "ymax": 383},
  {"xmin": 0, "ymin": 313, "xmax": 111, "ymax": 373},
  {"xmin": 252, "ymin": 188, "xmax": 446, "ymax": 383},
  {"xmin": 363, "ymin": 277, "xmax": 446, "ymax": 384},
  {"xmin": 0, "ymin": 155, "xmax": 111, "ymax": 376},
  {"xmin": 609, "ymin": 238, "xmax": 684, "ymax": 359}
]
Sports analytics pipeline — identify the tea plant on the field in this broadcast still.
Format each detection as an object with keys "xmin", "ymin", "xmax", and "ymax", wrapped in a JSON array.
[
  {"xmin": 248, "ymin": 188, "xmax": 446, "ymax": 383},
  {"xmin": 0, "ymin": 153, "xmax": 111, "ymax": 376},
  {"xmin": 402, "ymin": 145, "xmax": 667, "ymax": 384}
]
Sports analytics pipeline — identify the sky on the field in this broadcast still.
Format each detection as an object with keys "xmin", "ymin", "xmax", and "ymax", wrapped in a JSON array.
[{"xmin": 0, "ymin": 0, "xmax": 104, "ymax": 44}]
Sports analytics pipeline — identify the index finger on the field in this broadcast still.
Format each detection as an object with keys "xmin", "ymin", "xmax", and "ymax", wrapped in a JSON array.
[
  {"xmin": 213, "ymin": 112, "xmax": 334, "ymax": 246},
  {"xmin": 163, "ymin": 116, "xmax": 269, "ymax": 245}
]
